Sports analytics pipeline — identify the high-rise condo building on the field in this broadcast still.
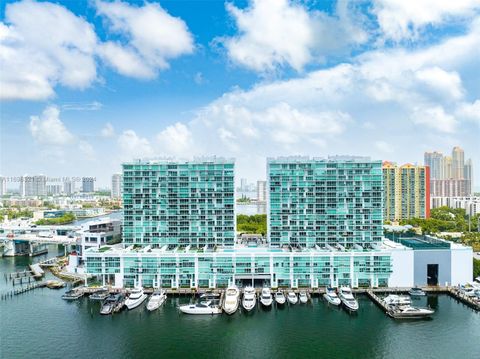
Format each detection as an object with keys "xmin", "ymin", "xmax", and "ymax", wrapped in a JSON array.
[
  {"xmin": 256, "ymin": 180, "xmax": 267, "ymax": 202},
  {"xmin": 82, "ymin": 177, "xmax": 95, "ymax": 193},
  {"xmin": 122, "ymin": 158, "xmax": 235, "ymax": 248},
  {"xmin": 111, "ymin": 173, "xmax": 122, "ymax": 198},
  {"xmin": 0, "ymin": 176, "xmax": 6, "ymax": 196},
  {"xmin": 383, "ymin": 162, "xmax": 430, "ymax": 221},
  {"xmin": 63, "ymin": 179, "xmax": 74, "ymax": 195},
  {"xmin": 424, "ymin": 147, "xmax": 473, "ymax": 196},
  {"xmin": 19, "ymin": 175, "xmax": 47, "ymax": 197},
  {"xmin": 267, "ymin": 156, "xmax": 383, "ymax": 249},
  {"xmin": 452, "ymin": 146, "xmax": 465, "ymax": 180}
]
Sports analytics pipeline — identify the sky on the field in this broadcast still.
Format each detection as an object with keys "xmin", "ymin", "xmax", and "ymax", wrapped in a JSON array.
[{"xmin": 1, "ymin": 0, "xmax": 479, "ymax": 189}]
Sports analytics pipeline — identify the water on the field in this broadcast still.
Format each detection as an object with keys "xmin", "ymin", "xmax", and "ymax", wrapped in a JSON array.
[{"xmin": 1, "ymin": 254, "xmax": 479, "ymax": 359}]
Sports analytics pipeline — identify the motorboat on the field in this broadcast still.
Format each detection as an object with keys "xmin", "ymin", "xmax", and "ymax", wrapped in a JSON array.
[
  {"xmin": 339, "ymin": 286, "xmax": 359, "ymax": 311},
  {"xmin": 275, "ymin": 291, "xmax": 286, "ymax": 305},
  {"xmin": 260, "ymin": 287, "xmax": 273, "ymax": 307},
  {"xmin": 46, "ymin": 280, "xmax": 65, "ymax": 289},
  {"xmin": 384, "ymin": 294, "xmax": 411, "ymax": 307},
  {"xmin": 287, "ymin": 291, "xmax": 298, "ymax": 305},
  {"xmin": 125, "ymin": 287, "xmax": 148, "ymax": 310},
  {"xmin": 242, "ymin": 286, "xmax": 256, "ymax": 311},
  {"xmin": 408, "ymin": 287, "xmax": 426, "ymax": 296},
  {"xmin": 199, "ymin": 291, "xmax": 221, "ymax": 301},
  {"xmin": 113, "ymin": 294, "xmax": 126, "ymax": 313},
  {"xmin": 323, "ymin": 287, "xmax": 341, "ymax": 306},
  {"xmin": 388, "ymin": 305, "xmax": 435, "ymax": 319},
  {"xmin": 62, "ymin": 288, "xmax": 83, "ymax": 300},
  {"xmin": 179, "ymin": 300, "xmax": 222, "ymax": 315},
  {"xmin": 299, "ymin": 291, "xmax": 308, "ymax": 304},
  {"xmin": 146, "ymin": 290, "xmax": 167, "ymax": 311},
  {"xmin": 223, "ymin": 285, "xmax": 240, "ymax": 315},
  {"xmin": 460, "ymin": 286, "xmax": 477, "ymax": 297},
  {"xmin": 89, "ymin": 289, "xmax": 110, "ymax": 301},
  {"xmin": 100, "ymin": 293, "xmax": 125, "ymax": 315}
]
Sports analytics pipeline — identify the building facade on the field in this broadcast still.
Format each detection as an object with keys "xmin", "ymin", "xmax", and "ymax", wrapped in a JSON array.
[
  {"xmin": 267, "ymin": 156, "xmax": 383, "ymax": 249},
  {"xmin": 19, "ymin": 175, "xmax": 47, "ymax": 197},
  {"xmin": 0, "ymin": 176, "xmax": 6, "ymax": 196},
  {"xmin": 122, "ymin": 158, "xmax": 235, "ymax": 248},
  {"xmin": 82, "ymin": 177, "xmax": 95, "ymax": 193},
  {"xmin": 111, "ymin": 173, "xmax": 122, "ymax": 199},
  {"xmin": 383, "ymin": 162, "xmax": 430, "ymax": 221}
]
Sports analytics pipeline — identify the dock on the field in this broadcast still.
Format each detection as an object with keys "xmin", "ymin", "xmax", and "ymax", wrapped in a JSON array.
[{"xmin": 29, "ymin": 263, "xmax": 45, "ymax": 278}]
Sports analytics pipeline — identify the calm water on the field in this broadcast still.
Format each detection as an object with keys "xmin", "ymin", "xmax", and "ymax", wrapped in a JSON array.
[{"xmin": 1, "ymin": 252, "xmax": 479, "ymax": 359}]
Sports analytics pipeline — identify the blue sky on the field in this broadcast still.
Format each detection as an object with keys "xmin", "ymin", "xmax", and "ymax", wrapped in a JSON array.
[{"xmin": 1, "ymin": 0, "xmax": 479, "ymax": 188}]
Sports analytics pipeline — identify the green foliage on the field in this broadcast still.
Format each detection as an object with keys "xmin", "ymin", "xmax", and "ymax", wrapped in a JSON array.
[
  {"xmin": 462, "ymin": 232, "xmax": 480, "ymax": 252},
  {"xmin": 236, "ymin": 195, "xmax": 251, "ymax": 203},
  {"xmin": 237, "ymin": 214, "xmax": 267, "ymax": 235},
  {"xmin": 35, "ymin": 212, "xmax": 76, "ymax": 225},
  {"xmin": 403, "ymin": 206, "xmax": 476, "ymax": 234},
  {"xmin": 0, "ymin": 209, "xmax": 34, "ymax": 220},
  {"xmin": 474, "ymin": 258, "xmax": 480, "ymax": 279}
]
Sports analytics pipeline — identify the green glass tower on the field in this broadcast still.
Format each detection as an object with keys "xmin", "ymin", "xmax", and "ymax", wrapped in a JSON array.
[
  {"xmin": 267, "ymin": 156, "xmax": 383, "ymax": 249},
  {"xmin": 122, "ymin": 158, "xmax": 235, "ymax": 248}
]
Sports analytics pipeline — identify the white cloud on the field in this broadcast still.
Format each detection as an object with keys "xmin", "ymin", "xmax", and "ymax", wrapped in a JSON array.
[
  {"xmin": 0, "ymin": 0, "xmax": 194, "ymax": 100},
  {"xmin": 221, "ymin": 0, "xmax": 367, "ymax": 72},
  {"xmin": 0, "ymin": 1, "xmax": 97, "ymax": 100},
  {"xmin": 29, "ymin": 106, "xmax": 75, "ymax": 145},
  {"xmin": 373, "ymin": 0, "xmax": 480, "ymax": 41},
  {"xmin": 101, "ymin": 123, "xmax": 115, "ymax": 138},
  {"xmin": 118, "ymin": 130, "xmax": 154, "ymax": 159},
  {"xmin": 456, "ymin": 100, "xmax": 480, "ymax": 123},
  {"xmin": 96, "ymin": 0, "xmax": 194, "ymax": 78},
  {"xmin": 156, "ymin": 122, "xmax": 193, "ymax": 155},
  {"xmin": 410, "ymin": 106, "xmax": 458, "ymax": 133},
  {"xmin": 415, "ymin": 67, "xmax": 464, "ymax": 100}
]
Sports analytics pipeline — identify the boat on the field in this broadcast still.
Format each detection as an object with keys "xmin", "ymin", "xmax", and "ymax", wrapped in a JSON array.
[
  {"xmin": 100, "ymin": 293, "xmax": 125, "ymax": 315},
  {"xmin": 125, "ymin": 287, "xmax": 148, "ymax": 310},
  {"xmin": 113, "ymin": 294, "xmax": 126, "ymax": 313},
  {"xmin": 179, "ymin": 300, "xmax": 222, "ymax": 315},
  {"xmin": 388, "ymin": 305, "xmax": 435, "ymax": 319},
  {"xmin": 242, "ymin": 286, "xmax": 256, "ymax": 311},
  {"xmin": 45, "ymin": 280, "xmax": 65, "ymax": 289},
  {"xmin": 299, "ymin": 291, "xmax": 308, "ymax": 304},
  {"xmin": 323, "ymin": 287, "xmax": 341, "ymax": 306},
  {"xmin": 274, "ymin": 291, "xmax": 286, "ymax": 305},
  {"xmin": 260, "ymin": 287, "xmax": 273, "ymax": 307},
  {"xmin": 339, "ymin": 286, "xmax": 359, "ymax": 311},
  {"xmin": 89, "ymin": 289, "xmax": 110, "ymax": 301},
  {"xmin": 146, "ymin": 290, "xmax": 167, "ymax": 311},
  {"xmin": 199, "ymin": 291, "xmax": 221, "ymax": 301},
  {"xmin": 384, "ymin": 294, "xmax": 411, "ymax": 307},
  {"xmin": 223, "ymin": 285, "xmax": 240, "ymax": 315},
  {"xmin": 61, "ymin": 288, "xmax": 83, "ymax": 300},
  {"xmin": 408, "ymin": 287, "xmax": 426, "ymax": 296},
  {"xmin": 287, "ymin": 291, "xmax": 298, "ymax": 305}
]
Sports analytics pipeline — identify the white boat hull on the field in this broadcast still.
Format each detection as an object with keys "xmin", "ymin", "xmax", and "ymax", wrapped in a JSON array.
[
  {"xmin": 146, "ymin": 295, "xmax": 166, "ymax": 311},
  {"xmin": 323, "ymin": 294, "xmax": 341, "ymax": 306},
  {"xmin": 340, "ymin": 297, "xmax": 359, "ymax": 311},
  {"xmin": 179, "ymin": 304, "xmax": 222, "ymax": 315},
  {"xmin": 125, "ymin": 294, "xmax": 148, "ymax": 310},
  {"xmin": 287, "ymin": 296, "xmax": 298, "ymax": 305},
  {"xmin": 260, "ymin": 298, "xmax": 273, "ymax": 307},
  {"xmin": 242, "ymin": 300, "xmax": 256, "ymax": 311}
]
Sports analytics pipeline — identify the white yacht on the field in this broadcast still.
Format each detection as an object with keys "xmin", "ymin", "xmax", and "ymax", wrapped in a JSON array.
[
  {"xmin": 260, "ymin": 287, "xmax": 273, "ymax": 307},
  {"xmin": 146, "ymin": 290, "xmax": 167, "ymax": 311},
  {"xmin": 299, "ymin": 291, "xmax": 308, "ymax": 304},
  {"xmin": 384, "ymin": 294, "xmax": 411, "ymax": 307},
  {"xmin": 339, "ymin": 286, "xmax": 359, "ymax": 311},
  {"xmin": 223, "ymin": 285, "xmax": 240, "ymax": 315},
  {"xmin": 388, "ymin": 305, "xmax": 435, "ymax": 319},
  {"xmin": 287, "ymin": 291, "xmax": 298, "ymax": 305},
  {"xmin": 275, "ymin": 291, "xmax": 286, "ymax": 305},
  {"xmin": 408, "ymin": 287, "xmax": 426, "ymax": 296},
  {"xmin": 125, "ymin": 287, "xmax": 148, "ymax": 310},
  {"xmin": 179, "ymin": 301, "xmax": 222, "ymax": 315},
  {"xmin": 323, "ymin": 287, "xmax": 341, "ymax": 306},
  {"xmin": 242, "ymin": 286, "xmax": 256, "ymax": 311}
]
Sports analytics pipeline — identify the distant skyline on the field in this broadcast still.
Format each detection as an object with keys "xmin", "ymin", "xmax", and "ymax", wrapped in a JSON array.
[{"xmin": 1, "ymin": 0, "xmax": 479, "ymax": 188}]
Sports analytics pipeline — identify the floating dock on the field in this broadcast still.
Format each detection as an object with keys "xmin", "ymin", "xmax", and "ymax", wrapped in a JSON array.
[{"xmin": 29, "ymin": 263, "xmax": 45, "ymax": 278}]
